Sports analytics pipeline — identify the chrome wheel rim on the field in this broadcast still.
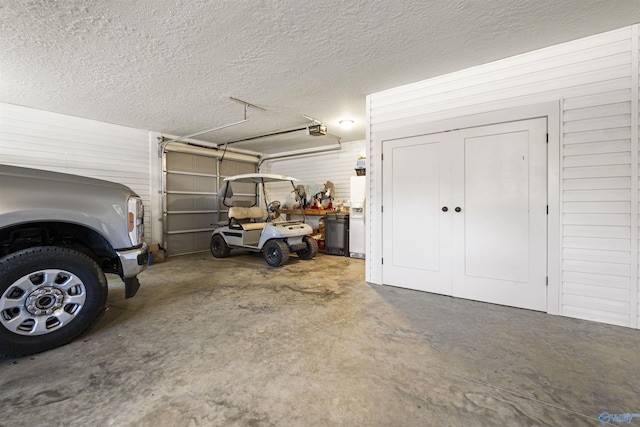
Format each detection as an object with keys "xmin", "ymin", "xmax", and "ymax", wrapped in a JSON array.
[{"xmin": 0, "ymin": 269, "xmax": 87, "ymax": 336}]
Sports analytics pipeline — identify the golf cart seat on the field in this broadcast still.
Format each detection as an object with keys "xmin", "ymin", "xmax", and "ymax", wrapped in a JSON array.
[{"xmin": 228, "ymin": 206, "xmax": 267, "ymax": 231}]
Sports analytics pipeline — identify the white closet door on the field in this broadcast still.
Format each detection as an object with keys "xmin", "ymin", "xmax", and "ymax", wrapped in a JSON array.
[
  {"xmin": 452, "ymin": 118, "xmax": 548, "ymax": 310},
  {"xmin": 382, "ymin": 118, "xmax": 548, "ymax": 311},
  {"xmin": 382, "ymin": 134, "xmax": 453, "ymax": 295}
]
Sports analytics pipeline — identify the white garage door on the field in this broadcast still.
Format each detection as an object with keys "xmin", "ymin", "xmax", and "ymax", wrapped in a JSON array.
[
  {"xmin": 164, "ymin": 151, "xmax": 257, "ymax": 256},
  {"xmin": 382, "ymin": 118, "xmax": 547, "ymax": 311}
]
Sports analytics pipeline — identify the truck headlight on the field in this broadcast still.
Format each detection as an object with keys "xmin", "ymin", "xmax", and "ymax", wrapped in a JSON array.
[{"xmin": 127, "ymin": 196, "xmax": 144, "ymax": 246}]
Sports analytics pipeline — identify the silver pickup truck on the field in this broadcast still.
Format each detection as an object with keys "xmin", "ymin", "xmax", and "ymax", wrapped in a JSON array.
[{"xmin": 0, "ymin": 164, "xmax": 149, "ymax": 357}]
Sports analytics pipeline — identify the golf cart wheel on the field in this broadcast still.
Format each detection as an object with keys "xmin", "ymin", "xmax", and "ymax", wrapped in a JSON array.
[
  {"xmin": 296, "ymin": 236, "xmax": 318, "ymax": 260},
  {"xmin": 210, "ymin": 234, "xmax": 231, "ymax": 258},
  {"xmin": 263, "ymin": 240, "xmax": 290, "ymax": 267},
  {"xmin": 0, "ymin": 246, "xmax": 108, "ymax": 357}
]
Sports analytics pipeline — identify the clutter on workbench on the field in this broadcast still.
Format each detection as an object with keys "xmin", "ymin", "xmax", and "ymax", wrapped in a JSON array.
[{"xmin": 306, "ymin": 180, "xmax": 335, "ymax": 210}]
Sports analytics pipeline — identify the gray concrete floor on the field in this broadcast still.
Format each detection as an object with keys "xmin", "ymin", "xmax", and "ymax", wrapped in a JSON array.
[{"xmin": 1, "ymin": 252, "xmax": 638, "ymax": 426}]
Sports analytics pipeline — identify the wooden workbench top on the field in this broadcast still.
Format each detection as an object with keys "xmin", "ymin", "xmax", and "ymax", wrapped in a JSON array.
[{"xmin": 281, "ymin": 208, "xmax": 348, "ymax": 216}]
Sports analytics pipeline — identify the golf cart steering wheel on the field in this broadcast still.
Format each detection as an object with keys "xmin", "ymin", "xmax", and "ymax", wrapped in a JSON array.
[{"xmin": 267, "ymin": 200, "xmax": 281, "ymax": 220}]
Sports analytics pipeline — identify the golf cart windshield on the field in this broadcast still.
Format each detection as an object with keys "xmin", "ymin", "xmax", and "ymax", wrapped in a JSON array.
[
  {"xmin": 218, "ymin": 173, "xmax": 302, "ymax": 209},
  {"xmin": 224, "ymin": 173, "xmax": 300, "ymax": 184}
]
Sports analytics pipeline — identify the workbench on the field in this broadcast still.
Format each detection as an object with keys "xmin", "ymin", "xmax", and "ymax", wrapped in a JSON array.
[
  {"xmin": 280, "ymin": 208, "xmax": 336, "ymax": 217},
  {"xmin": 280, "ymin": 208, "xmax": 347, "ymax": 234}
]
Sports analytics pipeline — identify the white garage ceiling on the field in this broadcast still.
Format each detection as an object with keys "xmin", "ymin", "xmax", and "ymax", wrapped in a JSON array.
[{"xmin": 1, "ymin": 1, "xmax": 639, "ymax": 154}]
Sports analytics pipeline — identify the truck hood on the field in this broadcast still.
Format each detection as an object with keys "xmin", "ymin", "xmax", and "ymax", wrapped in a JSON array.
[
  {"xmin": 0, "ymin": 164, "xmax": 131, "ymax": 192},
  {"xmin": 0, "ymin": 164, "xmax": 139, "ymax": 249}
]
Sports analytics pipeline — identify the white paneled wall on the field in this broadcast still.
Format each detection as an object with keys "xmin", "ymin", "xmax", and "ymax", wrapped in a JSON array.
[
  {"xmin": 562, "ymin": 87, "xmax": 633, "ymax": 326},
  {"xmin": 368, "ymin": 25, "xmax": 640, "ymax": 328},
  {"xmin": 261, "ymin": 140, "xmax": 366, "ymax": 208},
  {"xmin": 0, "ymin": 103, "xmax": 152, "ymax": 240}
]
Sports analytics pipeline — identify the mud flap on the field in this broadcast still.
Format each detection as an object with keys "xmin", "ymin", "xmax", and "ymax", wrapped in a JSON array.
[{"xmin": 124, "ymin": 277, "xmax": 141, "ymax": 299}]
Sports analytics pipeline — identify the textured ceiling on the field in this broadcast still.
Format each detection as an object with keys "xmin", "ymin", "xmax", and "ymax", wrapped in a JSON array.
[{"xmin": 1, "ymin": 1, "xmax": 639, "ymax": 154}]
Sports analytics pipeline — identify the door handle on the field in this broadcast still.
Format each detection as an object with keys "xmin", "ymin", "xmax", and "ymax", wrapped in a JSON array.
[
  {"xmin": 455, "ymin": 207, "xmax": 462, "ymax": 212},
  {"xmin": 442, "ymin": 206, "xmax": 448, "ymax": 212}
]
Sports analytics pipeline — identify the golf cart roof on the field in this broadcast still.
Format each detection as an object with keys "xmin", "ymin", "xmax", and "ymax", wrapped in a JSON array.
[{"xmin": 223, "ymin": 173, "xmax": 300, "ymax": 184}]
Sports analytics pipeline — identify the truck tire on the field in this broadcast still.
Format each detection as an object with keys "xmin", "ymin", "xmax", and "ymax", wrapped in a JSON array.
[
  {"xmin": 263, "ymin": 239, "xmax": 289, "ymax": 267},
  {"xmin": 210, "ymin": 234, "xmax": 231, "ymax": 258},
  {"xmin": 0, "ymin": 246, "xmax": 108, "ymax": 358},
  {"xmin": 296, "ymin": 236, "xmax": 318, "ymax": 260}
]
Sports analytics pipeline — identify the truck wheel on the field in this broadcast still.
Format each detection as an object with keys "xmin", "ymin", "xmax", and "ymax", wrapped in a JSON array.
[
  {"xmin": 210, "ymin": 234, "xmax": 231, "ymax": 258},
  {"xmin": 296, "ymin": 236, "xmax": 318, "ymax": 260},
  {"xmin": 0, "ymin": 246, "xmax": 108, "ymax": 358},
  {"xmin": 263, "ymin": 239, "xmax": 290, "ymax": 267}
]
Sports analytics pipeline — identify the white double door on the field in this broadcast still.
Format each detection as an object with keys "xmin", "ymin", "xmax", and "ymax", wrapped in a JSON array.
[{"xmin": 382, "ymin": 118, "xmax": 547, "ymax": 311}]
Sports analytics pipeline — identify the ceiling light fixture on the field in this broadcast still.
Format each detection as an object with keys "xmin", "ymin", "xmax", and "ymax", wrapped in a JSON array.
[{"xmin": 339, "ymin": 119, "xmax": 355, "ymax": 129}]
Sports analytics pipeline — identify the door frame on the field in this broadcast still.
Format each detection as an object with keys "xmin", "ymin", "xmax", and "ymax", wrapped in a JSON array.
[{"xmin": 372, "ymin": 101, "xmax": 561, "ymax": 314}]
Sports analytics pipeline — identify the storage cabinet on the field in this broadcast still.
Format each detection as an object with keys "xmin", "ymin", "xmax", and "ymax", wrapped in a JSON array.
[{"xmin": 382, "ymin": 118, "xmax": 548, "ymax": 310}]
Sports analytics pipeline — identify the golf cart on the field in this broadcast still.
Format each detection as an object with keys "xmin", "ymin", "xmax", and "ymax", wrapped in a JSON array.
[{"xmin": 210, "ymin": 173, "xmax": 318, "ymax": 267}]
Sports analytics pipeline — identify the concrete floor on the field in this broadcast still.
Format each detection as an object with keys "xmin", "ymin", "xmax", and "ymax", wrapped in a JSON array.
[{"xmin": 1, "ymin": 252, "xmax": 638, "ymax": 426}]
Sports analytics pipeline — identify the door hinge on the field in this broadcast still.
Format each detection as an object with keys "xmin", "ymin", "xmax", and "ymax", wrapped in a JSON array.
[
  {"xmin": 546, "ymin": 133, "xmax": 549, "ymax": 143},
  {"xmin": 381, "ymin": 258, "xmax": 384, "ymax": 265},
  {"xmin": 381, "ymin": 205, "xmax": 384, "ymax": 213},
  {"xmin": 546, "ymin": 205, "xmax": 549, "ymax": 215},
  {"xmin": 546, "ymin": 277, "xmax": 549, "ymax": 287},
  {"xmin": 381, "ymin": 153, "xmax": 384, "ymax": 161}
]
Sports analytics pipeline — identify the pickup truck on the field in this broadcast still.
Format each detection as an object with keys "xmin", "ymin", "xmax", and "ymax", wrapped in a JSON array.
[{"xmin": 0, "ymin": 164, "xmax": 149, "ymax": 357}]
